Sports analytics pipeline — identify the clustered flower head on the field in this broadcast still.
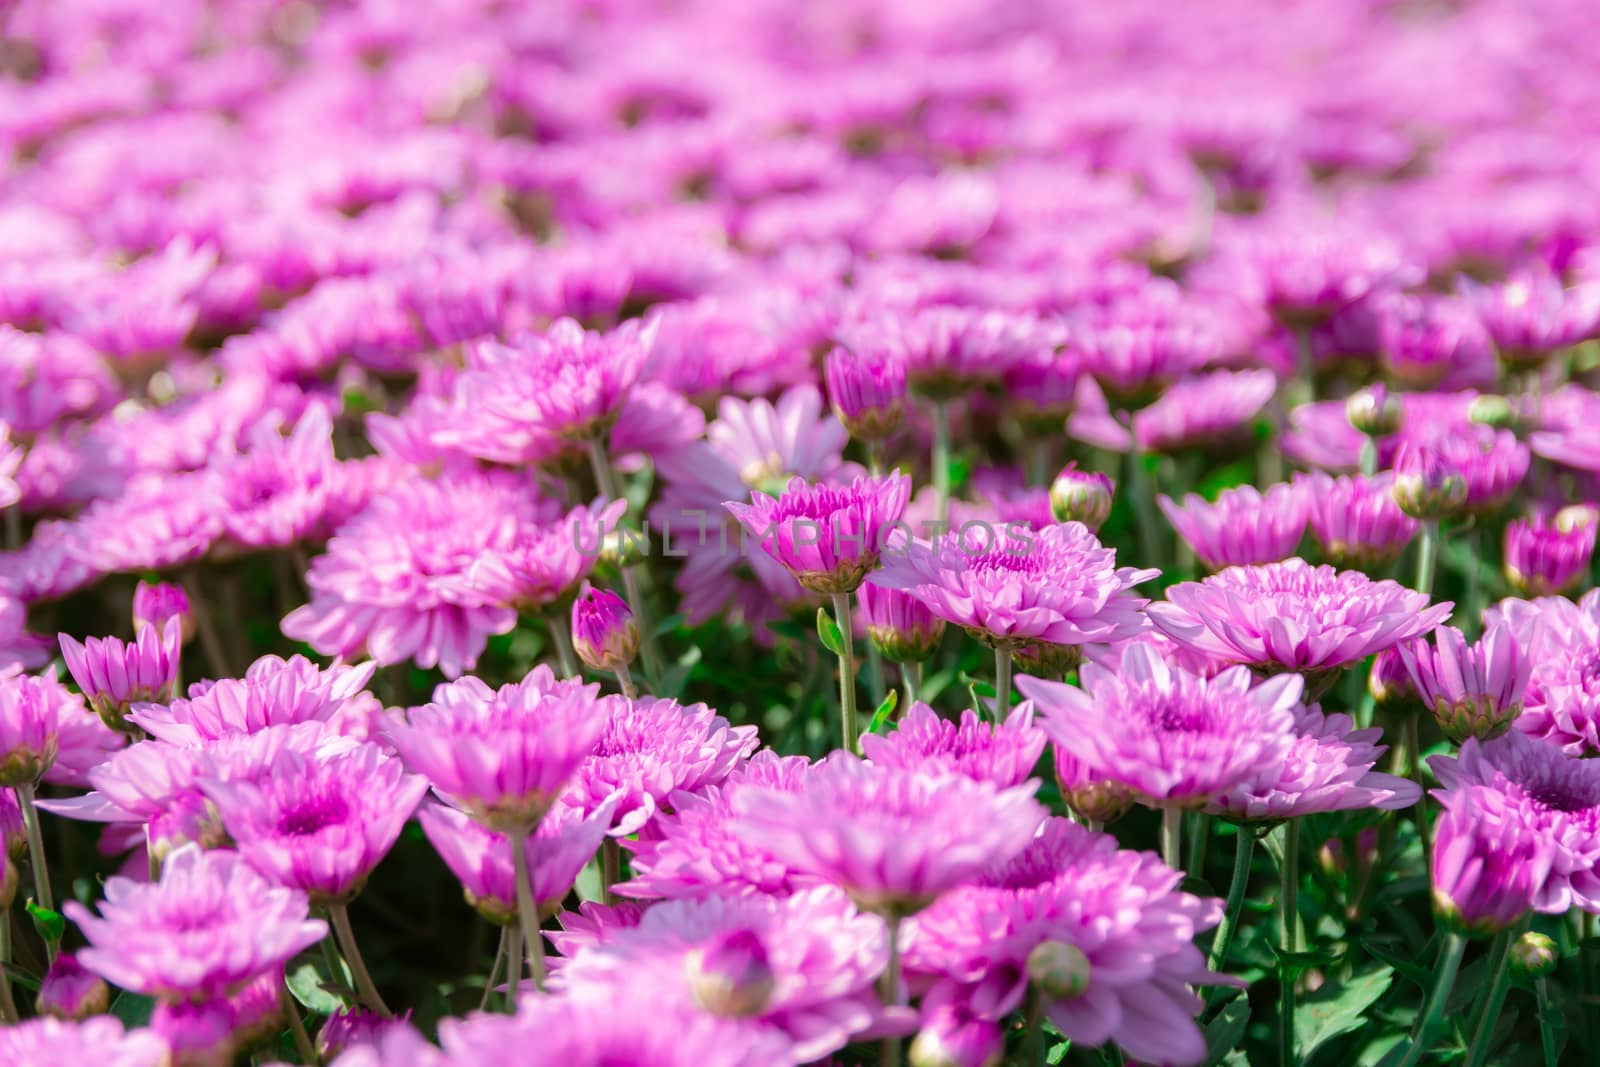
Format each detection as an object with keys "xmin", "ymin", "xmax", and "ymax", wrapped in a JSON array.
[{"xmin": 725, "ymin": 473, "xmax": 912, "ymax": 595}]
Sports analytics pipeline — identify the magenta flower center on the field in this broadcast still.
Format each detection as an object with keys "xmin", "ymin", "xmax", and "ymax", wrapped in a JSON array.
[{"xmin": 278, "ymin": 791, "xmax": 351, "ymax": 836}]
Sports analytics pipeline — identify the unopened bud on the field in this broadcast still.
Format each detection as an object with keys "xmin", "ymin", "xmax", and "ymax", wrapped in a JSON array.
[
  {"xmin": 570, "ymin": 583, "xmax": 640, "ymax": 673},
  {"xmin": 1049, "ymin": 464, "xmax": 1114, "ymax": 530},
  {"xmin": 1012, "ymin": 642, "xmax": 1082, "ymax": 678},
  {"xmin": 133, "ymin": 580, "xmax": 195, "ymax": 644},
  {"xmin": 1346, "ymin": 384, "xmax": 1402, "ymax": 437},
  {"xmin": 826, "ymin": 347, "xmax": 908, "ymax": 443},
  {"xmin": 686, "ymin": 928, "xmax": 776, "ymax": 1018},
  {"xmin": 1026, "ymin": 940, "xmax": 1092, "ymax": 1000},
  {"xmin": 1510, "ymin": 931, "xmax": 1559, "ymax": 978},
  {"xmin": 1467, "ymin": 394, "xmax": 1517, "ymax": 431},
  {"xmin": 36, "ymin": 953, "xmax": 110, "ymax": 1020},
  {"xmin": 1391, "ymin": 445, "xmax": 1467, "ymax": 520}
]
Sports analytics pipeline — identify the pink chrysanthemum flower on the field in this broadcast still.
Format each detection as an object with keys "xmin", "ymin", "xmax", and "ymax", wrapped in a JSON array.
[
  {"xmin": 826, "ymin": 344, "xmax": 907, "ymax": 443},
  {"xmin": 129, "ymin": 655, "xmax": 381, "ymax": 745},
  {"xmin": 467, "ymin": 497, "xmax": 625, "ymax": 615},
  {"xmin": 1505, "ymin": 508, "xmax": 1598, "ymax": 597},
  {"xmin": 0, "ymin": 667, "xmax": 69, "ymax": 786},
  {"xmin": 1133, "ymin": 369, "xmax": 1277, "ymax": 454},
  {"xmin": 908, "ymin": 1004, "xmax": 1004, "ymax": 1067},
  {"xmin": 570, "ymin": 582, "xmax": 639, "ymax": 673},
  {"xmin": 200, "ymin": 741, "xmax": 428, "ymax": 906},
  {"xmin": 904, "ymin": 818, "xmax": 1227, "ymax": 1066},
  {"xmin": 212, "ymin": 405, "xmax": 345, "ymax": 551},
  {"xmin": 1400, "ymin": 424, "xmax": 1529, "ymax": 516},
  {"xmin": 419, "ymin": 795, "xmax": 618, "ymax": 925},
  {"xmin": 1432, "ymin": 732, "xmax": 1600, "ymax": 912},
  {"xmin": 653, "ymin": 385, "xmax": 848, "ymax": 631},
  {"xmin": 386, "ymin": 666, "xmax": 607, "ymax": 833},
  {"xmin": 69, "ymin": 471, "xmax": 225, "ymax": 574},
  {"xmin": 1019, "ymin": 645, "xmax": 1299, "ymax": 807},
  {"xmin": 562, "ymin": 696, "xmax": 759, "ymax": 836},
  {"xmin": 860, "ymin": 702, "xmax": 1044, "ymax": 788},
  {"xmin": 37, "ymin": 951, "xmax": 111, "ymax": 1020},
  {"xmin": 731, "ymin": 754, "xmax": 1044, "ymax": 917},
  {"xmin": 725, "ymin": 472, "xmax": 911, "ymax": 594},
  {"xmin": 319, "ymin": 1007, "xmax": 418, "ymax": 1063},
  {"xmin": 1158, "ymin": 482, "xmax": 1307, "ymax": 572},
  {"xmin": 1464, "ymin": 270, "xmax": 1600, "ymax": 367},
  {"xmin": 1207, "ymin": 704, "xmax": 1419, "ymax": 821},
  {"xmin": 554, "ymin": 888, "xmax": 888, "ymax": 1061},
  {"xmin": 132, "ymin": 580, "xmax": 192, "ymax": 640},
  {"xmin": 1431, "ymin": 802, "xmax": 1553, "ymax": 937},
  {"xmin": 869, "ymin": 522, "xmax": 1157, "ymax": 652},
  {"xmin": 59, "ymin": 620, "xmax": 182, "ymax": 733},
  {"xmin": 283, "ymin": 474, "xmax": 529, "ymax": 678},
  {"xmin": 1148, "ymin": 559, "xmax": 1453, "ymax": 684},
  {"xmin": 1397, "ymin": 624, "xmax": 1530, "ymax": 743},
  {"xmin": 65, "ymin": 845, "xmax": 327, "ymax": 1003},
  {"xmin": 620, "ymin": 751, "xmax": 819, "ymax": 901},
  {"xmin": 0, "ymin": 1017, "xmax": 169, "ymax": 1067},
  {"xmin": 857, "ymin": 583, "xmax": 947, "ymax": 663},
  {"xmin": 1297, "ymin": 472, "xmax": 1419, "ymax": 569}
]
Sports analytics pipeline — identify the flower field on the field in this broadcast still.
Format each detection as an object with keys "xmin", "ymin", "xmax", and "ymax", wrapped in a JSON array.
[{"xmin": 3, "ymin": 0, "xmax": 1600, "ymax": 1064}]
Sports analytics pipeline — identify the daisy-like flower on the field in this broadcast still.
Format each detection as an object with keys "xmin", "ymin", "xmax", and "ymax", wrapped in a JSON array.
[
  {"xmin": 1491, "ymin": 592, "xmax": 1600, "ymax": 754},
  {"xmin": 0, "ymin": 1017, "xmax": 169, "ymax": 1067},
  {"xmin": 1207, "ymin": 704, "xmax": 1419, "ymax": 822},
  {"xmin": 1397, "ymin": 624, "xmax": 1530, "ymax": 743},
  {"xmin": 129, "ymin": 655, "xmax": 381, "ymax": 745},
  {"xmin": 904, "ymin": 818, "xmax": 1227, "ymax": 1066},
  {"xmin": 65, "ymin": 845, "xmax": 327, "ymax": 1003},
  {"xmin": 860, "ymin": 702, "xmax": 1045, "ymax": 788},
  {"xmin": 386, "ymin": 666, "xmax": 608, "ymax": 833},
  {"xmin": 68, "ymin": 471, "xmax": 225, "ymax": 575},
  {"xmin": 200, "ymin": 741, "xmax": 428, "ymax": 906},
  {"xmin": 562, "ymin": 696, "xmax": 759, "ymax": 836},
  {"xmin": 1431, "ymin": 802, "xmax": 1553, "ymax": 937},
  {"xmin": 1147, "ymin": 559, "xmax": 1453, "ymax": 685},
  {"xmin": 731, "ymin": 754, "xmax": 1044, "ymax": 918},
  {"xmin": 869, "ymin": 522, "xmax": 1157, "ymax": 652},
  {"xmin": 212, "ymin": 404, "xmax": 345, "ymax": 551},
  {"xmin": 1297, "ymin": 472, "xmax": 1419, "ymax": 569},
  {"xmin": 1019, "ymin": 645, "xmax": 1299, "ymax": 807},
  {"xmin": 1431, "ymin": 732, "xmax": 1600, "ymax": 912},
  {"xmin": 1400, "ymin": 425, "xmax": 1529, "ymax": 516},
  {"xmin": 1464, "ymin": 270, "xmax": 1600, "ymax": 368},
  {"xmin": 1505, "ymin": 508, "xmax": 1598, "ymax": 597},
  {"xmin": 1158, "ymin": 483, "xmax": 1307, "ymax": 572},
  {"xmin": 419, "ymin": 795, "xmax": 618, "ymax": 925},
  {"xmin": 59, "ymin": 620, "xmax": 182, "ymax": 733},
  {"xmin": 468, "ymin": 498, "xmax": 625, "ymax": 617},
  {"xmin": 282, "ymin": 473, "xmax": 528, "ymax": 678},
  {"xmin": 725, "ymin": 473, "xmax": 911, "ymax": 595},
  {"xmin": 554, "ymin": 888, "xmax": 888, "ymax": 1060},
  {"xmin": 620, "ymin": 751, "xmax": 818, "ymax": 901}
]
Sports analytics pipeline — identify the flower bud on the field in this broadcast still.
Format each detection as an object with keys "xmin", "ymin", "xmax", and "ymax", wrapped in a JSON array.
[
  {"xmin": 1391, "ymin": 445, "xmax": 1467, "ymax": 521},
  {"xmin": 150, "ymin": 998, "xmax": 238, "ymax": 1067},
  {"xmin": 1012, "ymin": 641, "xmax": 1082, "ymax": 678},
  {"xmin": 597, "ymin": 527, "xmax": 650, "ymax": 569},
  {"xmin": 686, "ymin": 928, "xmax": 776, "ymax": 1018},
  {"xmin": 570, "ymin": 583, "xmax": 639, "ymax": 673},
  {"xmin": 1510, "ymin": 931, "xmax": 1559, "ymax": 979},
  {"xmin": 860, "ymin": 585, "xmax": 946, "ymax": 663},
  {"xmin": 319, "ymin": 1007, "xmax": 411, "ymax": 1061},
  {"xmin": 909, "ymin": 1005, "xmax": 1004, "ymax": 1067},
  {"xmin": 1346, "ymin": 384, "xmax": 1402, "ymax": 437},
  {"xmin": 36, "ymin": 952, "xmax": 110, "ymax": 1020},
  {"xmin": 826, "ymin": 346, "xmax": 907, "ymax": 443},
  {"xmin": 133, "ymin": 580, "xmax": 194, "ymax": 644},
  {"xmin": 1027, "ymin": 940, "xmax": 1092, "ymax": 1000},
  {"xmin": 1049, "ymin": 464, "xmax": 1114, "ymax": 531},
  {"xmin": 1368, "ymin": 648, "xmax": 1418, "ymax": 709},
  {"xmin": 1467, "ymin": 394, "xmax": 1517, "ymax": 431}
]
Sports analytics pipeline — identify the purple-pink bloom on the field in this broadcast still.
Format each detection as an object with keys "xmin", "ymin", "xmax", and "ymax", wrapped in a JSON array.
[
  {"xmin": 1397, "ymin": 624, "xmax": 1530, "ymax": 743},
  {"xmin": 555, "ymin": 887, "xmax": 888, "ymax": 1060},
  {"xmin": 1297, "ymin": 472, "xmax": 1419, "ymax": 569},
  {"xmin": 1207, "ymin": 704, "xmax": 1419, "ymax": 821},
  {"xmin": 857, "ymin": 583, "xmax": 947, "ymax": 663},
  {"xmin": 419, "ymin": 795, "xmax": 617, "ymax": 925},
  {"xmin": 129, "ymin": 655, "xmax": 381, "ymax": 745},
  {"xmin": 1158, "ymin": 482, "xmax": 1307, "ymax": 572},
  {"xmin": 132, "ymin": 580, "xmax": 192, "ymax": 641},
  {"xmin": 908, "ymin": 1004, "xmax": 1004, "ymax": 1067},
  {"xmin": 1148, "ymin": 558, "xmax": 1453, "ymax": 680},
  {"xmin": 869, "ymin": 522, "xmax": 1157, "ymax": 650},
  {"xmin": 0, "ymin": 1017, "xmax": 168, "ymax": 1067},
  {"xmin": 904, "ymin": 818, "xmax": 1227, "ymax": 1066},
  {"xmin": 731, "ymin": 754, "xmax": 1044, "ymax": 917},
  {"xmin": 1505, "ymin": 508, "xmax": 1597, "ymax": 597},
  {"xmin": 1132, "ymin": 369, "xmax": 1277, "ymax": 454},
  {"xmin": 1020, "ymin": 645, "xmax": 1299, "ymax": 807},
  {"xmin": 386, "ymin": 666, "xmax": 608, "ymax": 833},
  {"xmin": 65, "ymin": 844, "xmax": 327, "ymax": 1003},
  {"xmin": 861, "ymin": 702, "xmax": 1044, "ymax": 789},
  {"xmin": 59, "ymin": 620, "xmax": 182, "ymax": 733},
  {"xmin": 1464, "ymin": 270, "xmax": 1600, "ymax": 367},
  {"xmin": 725, "ymin": 472, "xmax": 911, "ymax": 595},
  {"xmin": 319, "ymin": 1007, "xmax": 417, "ymax": 1063},
  {"xmin": 36, "ymin": 951, "xmax": 111, "ymax": 1020},
  {"xmin": 562, "ymin": 695, "xmax": 758, "ymax": 836},
  {"xmin": 826, "ymin": 344, "xmax": 907, "ymax": 442},
  {"xmin": 1431, "ymin": 802, "xmax": 1553, "ymax": 937},
  {"xmin": 0, "ymin": 667, "xmax": 68, "ymax": 786},
  {"xmin": 1048, "ymin": 464, "xmax": 1114, "ymax": 531},
  {"xmin": 200, "ymin": 741, "xmax": 428, "ymax": 906}
]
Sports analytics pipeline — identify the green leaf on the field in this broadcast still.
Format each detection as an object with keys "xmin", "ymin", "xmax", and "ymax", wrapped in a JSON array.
[
  {"xmin": 866, "ymin": 689, "xmax": 898, "ymax": 735},
  {"xmin": 27, "ymin": 901, "xmax": 64, "ymax": 945},
  {"xmin": 1296, "ymin": 965, "xmax": 1394, "ymax": 1063},
  {"xmin": 287, "ymin": 959, "xmax": 348, "ymax": 1016},
  {"xmin": 1268, "ymin": 942, "xmax": 1346, "ymax": 974},
  {"xmin": 1359, "ymin": 938, "xmax": 1437, "ymax": 991},
  {"xmin": 110, "ymin": 991, "xmax": 155, "ymax": 1029},
  {"xmin": 1201, "ymin": 998, "xmax": 1250, "ymax": 1067},
  {"xmin": 815, "ymin": 608, "xmax": 844, "ymax": 656}
]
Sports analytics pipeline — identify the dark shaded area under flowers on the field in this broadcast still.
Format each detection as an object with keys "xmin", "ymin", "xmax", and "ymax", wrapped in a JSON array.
[{"xmin": 3, "ymin": 0, "xmax": 1600, "ymax": 1065}]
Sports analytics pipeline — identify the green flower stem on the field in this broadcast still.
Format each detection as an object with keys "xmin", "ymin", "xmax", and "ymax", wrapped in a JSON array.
[
  {"xmin": 1537, "ymin": 976, "xmax": 1558, "ymax": 1067},
  {"xmin": 1464, "ymin": 924, "xmax": 1521, "ymax": 1067},
  {"xmin": 1404, "ymin": 716, "xmax": 1431, "ymax": 860},
  {"xmin": 17, "ymin": 782, "xmax": 54, "ymax": 957},
  {"xmin": 613, "ymin": 662, "xmax": 638, "ymax": 699},
  {"xmin": 1207, "ymin": 827, "xmax": 1256, "ymax": 974},
  {"xmin": 1396, "ymin": 932, "xmax": 1467, "ymax": 1067},
  {"xmin": 1416, "ymin": 520, "xmax": 1439, "ymax": 598},
  {"xmin": 585, "ymin": 436, "xmax": 662, "ymax": 685},
  {"xmin": 602, "ymin": 839, "xmax": 622, "ymax": 905},
  {"xmin": 545, "ymin": 617, "xmax": 579, "ymax": 678},
  {"xmin": 0, "ymin": 908, "xmax": 18, "ymax": 1024},
  {"xmin": 902, "ymin": 660, "xmax": 922, "ymax": 708},
  {"xmin": 330, "ymin": 904, "xmax": 391, "ymax": 1018},
  {"xmin": 1161, "ymin": 806, "xmax": 1182, "ymax": 871},
  {"xmin": 1277, "ymin": 819, "xmax": 1301, "ymax": 1067},
  {"xmin": 479, "ymin": 926, "xmax": 509, "ymax": 1012},
  {"xmin": 931, "ymin": 400, "xmax": 952, "ymax": 528},
  {"xmin": 282, "ymin": 976, "xmax": 319, "ymax": 1066},
  {"xmin": 181, "ymin": 570, "xmax": 233, "ymax": 680},
  {"xmin": 865, "ymin": 639, "xmax": 887, "ymax": 709},
  {"xmin": 832, "ymin": 593, "xmax": 859, "ymax": 754},
  {"xmin": 880, "ymin": 916, "xmax": 904, "ymax": 1067},
  {"xmin": 507, "ymin": 828, "xmax": 546, "ymax": 997},
  {"xmin": 993, "ymin": 645, "xmax": 1013, "ymax": 719},
  {"xmin": 505, "ymin": 922, "xmax": 523, "ymax": 1010},
  {"xmin": 1022, "ymin": 990, "xmax": 1047, "ymax": 1067},
  {"xmin": 1126, "ymin": 451, "xmax": 1164, "ymax": 569},
  {"xmin": 1359, "ymin": 437, "xmax": 1378, "ymax": 477}
]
